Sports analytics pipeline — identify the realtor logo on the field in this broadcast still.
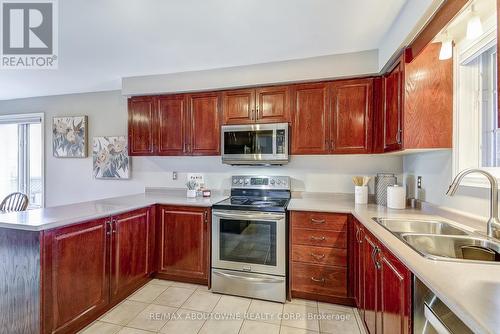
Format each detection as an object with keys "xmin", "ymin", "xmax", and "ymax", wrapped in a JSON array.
[{"xmin": 1, "ymin": 0, "xmax": 58, "ymax": 69}]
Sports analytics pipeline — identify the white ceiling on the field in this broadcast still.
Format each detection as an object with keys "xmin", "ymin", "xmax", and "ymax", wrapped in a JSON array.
[{"xmin": 0, "ymin": 0, "xmax": 409, "ymax": 100}]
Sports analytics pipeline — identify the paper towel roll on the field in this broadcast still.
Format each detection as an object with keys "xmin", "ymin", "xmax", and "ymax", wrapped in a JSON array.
[{"xmin": 387, "ymin": 185, "xmax": 406, "ymax": 209}]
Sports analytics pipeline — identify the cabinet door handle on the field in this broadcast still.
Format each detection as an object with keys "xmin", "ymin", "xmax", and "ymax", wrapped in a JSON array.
[
  {"xmin": 310, "ymin": 236, "xmax": 326, "ymax": 241},
  {"xmin": 310, "ymin": 218, "xmax": 325, "ymax": 224},
  {"xmin": 251, "ymin": 109, "xmax": 255, "ymax": 120},
  {"xmin": 112, "ymin": 219, "xmax": 117, "ymax": 234},
  {"xmin": 204, "ymin": 211, "xmax": 208, "ymax": 223},
  {"xmin": 325, "ymin": 139, "xmax": 330, "ymax": 150},
  {"xmin": 311, "ymin": 276, "xmax": 325, "ymax": 283},
  {"xmin": 310, "ymin": 253, "xmax": 326, "ymax": 260},
  {"xmin": 105, "ymin": 220, "xmax": 111, "ymax": 236},
  {"xmin": 372, "ymin": 247, "xmax": 381, "ymax": 270},
  {"xmin": 330, "ymin": 140, "xmax": 335, "ymax": 151},
  {"xmin": 396, "ymin": 129, "xmax": 402, "ymax": 144},
  {"xmin": 256, "ymin": 106, "xmax": 260, "ymax": 120},
  {"xmin": 371, "ymin": 247, "xmax": 377, "ymax": 266},
  {"xmin": 355, "ymin": 228, "xmax": 360, "ymax": 242}
]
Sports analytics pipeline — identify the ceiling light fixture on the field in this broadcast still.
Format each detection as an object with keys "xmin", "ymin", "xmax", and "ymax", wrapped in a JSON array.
[
  {"xmin": 439, "ymin": 32, "xmax": 453, "ymax": 60},
  {"xmin": 466, "ymin": 3, "xmax": 483, "ymax": 40}
]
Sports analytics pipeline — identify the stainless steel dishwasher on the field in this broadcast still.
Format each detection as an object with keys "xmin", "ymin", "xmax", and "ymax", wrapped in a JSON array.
[{"xmin": 413, "ymin": 277, "xmax": 473, "ymax": 334}]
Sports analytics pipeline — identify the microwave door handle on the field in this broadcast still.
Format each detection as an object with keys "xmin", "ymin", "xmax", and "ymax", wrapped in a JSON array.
[
  {"xmin": 273, "ymin": 129, "xmax": 277, "ymax": 156},
  {"xmin": 214, "ymin": 211, "xmax": 284, "ymax": 221}
]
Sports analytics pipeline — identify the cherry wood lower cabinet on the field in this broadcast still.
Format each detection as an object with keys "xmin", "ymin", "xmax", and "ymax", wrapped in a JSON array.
[
  {"xmin": 42, "ymin": 218, "xmax": 110, "ymax": 334},
  {"xmin": 110, "ymin": 208, "xmax": 155, "ymax": 301},
  {"xmin": 41, "ymin": 207, "xmax": 155, "ymax": 334},
  {"xmin": 156, "ymin": 205, "xmax": 210, "ymax": 284},
  {"xmin": 352, "ymin": 218, "xmax": 412, "ymax": 334},
  {"xmin": 290, "ymin": 211, "xmax": 353, "ymax": 305}
]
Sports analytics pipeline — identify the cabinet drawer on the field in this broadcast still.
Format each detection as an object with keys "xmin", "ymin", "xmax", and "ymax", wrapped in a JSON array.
[
  {"xmin": 292, "ymin": 262, "xmax": 347, "ymax": 297},
  {"xmin": 292, "ymin": 228, "xmax": 346, "ymax": 248},
  {"xmin": 291, "ymin": 211, "xmax": 347, "ymax": 231},
  {"xmin": 292, "ymin": 245, "xmax": 347, "ymax": 267}
]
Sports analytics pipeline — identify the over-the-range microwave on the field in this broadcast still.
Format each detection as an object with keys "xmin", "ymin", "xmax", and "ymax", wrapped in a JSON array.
[{"xmin": 221, "ymin": 123, "xmax": 289, "ymax": 165}]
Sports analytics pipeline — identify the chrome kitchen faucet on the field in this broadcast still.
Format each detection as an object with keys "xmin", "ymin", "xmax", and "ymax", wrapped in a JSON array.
[{"xmin": 446, "ymin": 168, "xmax": 500, "ymax": 240}]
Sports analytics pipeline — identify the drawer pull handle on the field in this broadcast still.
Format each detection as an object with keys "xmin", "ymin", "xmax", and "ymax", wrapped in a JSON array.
[
  {"xmin": 310, "ymin": 236, "xmax": 326, "ymax": 241},
  {"xmin": 310, "ymin": 253, "xmax": 325, "ymax": 260},
  {"xmin": 310, "ymin": 218, "xmax": 326, "ymax": 224},
  {"xmin": 311, "ymin": 276, "xmax": 325, "ymax": 283}
]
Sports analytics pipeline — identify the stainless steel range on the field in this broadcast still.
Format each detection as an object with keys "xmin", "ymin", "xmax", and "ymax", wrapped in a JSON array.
[{"xmin": 211, "ymin": 175, "xmax": 290, "ymax": 303}]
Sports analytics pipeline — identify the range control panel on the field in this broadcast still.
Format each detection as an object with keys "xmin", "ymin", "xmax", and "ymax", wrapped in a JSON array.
[{"xmin": 231, "ymin": 176, "xmax": 290, "ymax": 190}]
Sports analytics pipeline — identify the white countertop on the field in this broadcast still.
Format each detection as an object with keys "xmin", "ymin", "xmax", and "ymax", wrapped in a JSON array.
[
  {"xmin": 0, "ymin": 190, "xmax": 227, "ymax": 232},
  {"xmin": 289, "ymin": 193, "xmax": 500, "ymax": 334}
]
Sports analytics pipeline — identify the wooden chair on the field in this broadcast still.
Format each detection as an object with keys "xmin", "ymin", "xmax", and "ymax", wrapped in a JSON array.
[{"xmin": 0, "ymin": 192, "xmax": 29, "ymax": 212}]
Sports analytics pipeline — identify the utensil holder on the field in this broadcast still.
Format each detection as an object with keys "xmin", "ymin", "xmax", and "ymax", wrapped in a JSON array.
[
  {"xmin": 186, "ymin": 189, "xmax": 197, "ymax": 198},
  {"xmin": 355, "ymin": 186, "xmax": 368, "ymax": 204}
]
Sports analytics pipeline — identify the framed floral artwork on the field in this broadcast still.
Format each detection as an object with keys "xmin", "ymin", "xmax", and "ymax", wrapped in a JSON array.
[
  {"xmin": 93, "ymin": 136, "xmax": 130, "ymax": 179},
  {"xmin": 52, "ymin": 116, "xmax": 88, "ymax": 158}
]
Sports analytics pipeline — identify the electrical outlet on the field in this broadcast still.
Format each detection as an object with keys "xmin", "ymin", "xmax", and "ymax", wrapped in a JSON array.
[
  {"xmin": 417, "ymin": 176, "xmax": 422, "ymax": 189},
  {"xmin": 172, "ymin": 172, "xmax": 178, "ymax": 180}
]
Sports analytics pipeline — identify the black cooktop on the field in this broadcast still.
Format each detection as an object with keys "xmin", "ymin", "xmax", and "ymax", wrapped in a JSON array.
[{"xmin": 213, "ymin": 196, "xmax": 290, "ymax": 213}]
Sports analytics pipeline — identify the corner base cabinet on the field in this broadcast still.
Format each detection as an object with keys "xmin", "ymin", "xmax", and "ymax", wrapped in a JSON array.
[
  {"xmin": 41, "ymin": 207, "xmax": 154, "ymax": 334},
  {"xmin": 353, "ymin": 218, "xmax": 412, "ymax": 334},
  {"xmin": 156, "ymin": 205, "xmax": 210, "ymax": 285}
]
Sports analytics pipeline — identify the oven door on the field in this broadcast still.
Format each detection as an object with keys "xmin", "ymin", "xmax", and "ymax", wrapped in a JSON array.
[
  {"xmin": 221, "ymin": 123, "xmax": 288, "ymax": 165},
  {"xmin": 212, "ymin": 210, "xmax": 286, "ymax": 276}
]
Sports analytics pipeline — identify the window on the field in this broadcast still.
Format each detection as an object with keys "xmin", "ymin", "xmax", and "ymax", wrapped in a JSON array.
[
  {"xmin": 480, "ymin": 46, "xmax": 498, "ymax": 167},
  {"xmin": 453, "ymin": 14, "xmax": 498, "ymax": 187},
  {"xmin": 0, "ymin": 113, "xmax": 44, "ymax": 208}
]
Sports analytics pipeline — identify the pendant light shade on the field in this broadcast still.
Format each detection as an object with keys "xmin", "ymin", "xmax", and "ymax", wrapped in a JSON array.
[
  {"xmin": 466, "ymin": 4, "xmax": 483, "ymax": 40},
  {"xmin": 439, "ymin": 35, "xmax": 453, "ymax": 60}
]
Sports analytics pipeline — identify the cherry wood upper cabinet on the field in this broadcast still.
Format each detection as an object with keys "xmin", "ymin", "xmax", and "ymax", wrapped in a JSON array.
[
  {"xmin": 129, "ymin": 94, "xmax": 220, "ymax": 156},
  {"xmin": 42, "ymin": 218, "xmax": 110, "ymax": 334},
  {"xmin": 383, "ymin": 57, "xmax": 404, "ymax": 152},
  {"xmin": 222, "ymin": 86, "xmax": 291, "ymax": 124},
  {"xmin": 157, "ymin": 206, "xmax": 210, "ymax": 284},
  {"xmin": 157, "ymin": 95, "xmax": 186, "ymax": 155},
  {"xmin": 375, "ymin": 44, "xmax": 453, "ymax": 153},
  {"xmin": 222, "ymin": 89, "xmax": 255, "ymax": 124},
  {"xmin": 187, "ymin": 92, "xmax": 221, "ymax": 155},
  {"xmin": 330, "ymin": 79, "xmax": 373, "ymax": 154},
  {"xmin": 291, "ymin": 83, "xmax": 330, "ymax": 154},
  {"xmin": 404, "ymin": 43, "xmax": 452, "ymax": 149},
  {"xmin": 128, "ymin": 96, "xmax": 156, "ymax": 155},
  {"xmin": 255, "ymin": 85, "xmax": 291, "ymax": 123},
  {"xmin": 110, "ymin": 208, "xmax": 153, "ymax": 301}
]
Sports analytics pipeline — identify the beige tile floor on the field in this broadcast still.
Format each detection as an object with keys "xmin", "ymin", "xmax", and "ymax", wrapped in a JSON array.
[{"xmin": 79, "ymin": 279, "xmax": 367, "ymax": 334}]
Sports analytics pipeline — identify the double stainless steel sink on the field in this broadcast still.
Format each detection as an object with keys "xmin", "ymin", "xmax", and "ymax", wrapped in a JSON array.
[{"xmin": 373, "ymin": 218, "xmax": 500, "ymax": 264}]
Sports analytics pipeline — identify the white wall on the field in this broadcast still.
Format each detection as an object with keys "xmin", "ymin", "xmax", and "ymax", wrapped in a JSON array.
[
  {"xmin": 0, "ymin": 90, "xmax": 403, "ymax": 207},
  {"xmin": 378, "ymin": 0, "xmax": 444, "ymax": 70},
  {"xmin": 403, "ymin": 151, "xmax": 492, "ymax": 219},
  {"xmin": 122, "ymin": 51, "xmax": 379, "ymax": 96}
]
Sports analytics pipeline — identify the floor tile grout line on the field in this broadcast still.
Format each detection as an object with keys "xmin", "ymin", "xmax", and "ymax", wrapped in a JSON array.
[{"xmin": 175, "ymin": 287, "xmax": 198, "ymax": 310}]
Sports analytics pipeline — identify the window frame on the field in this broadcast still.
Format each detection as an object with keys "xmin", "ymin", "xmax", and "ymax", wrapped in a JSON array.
[
  {"xmin": 0, "ymin": 113, "xmax": 45, "ymax": 208},
  {"xmin": 452, "ymin": 18, "xmax": 498, "ymax": 188}
]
